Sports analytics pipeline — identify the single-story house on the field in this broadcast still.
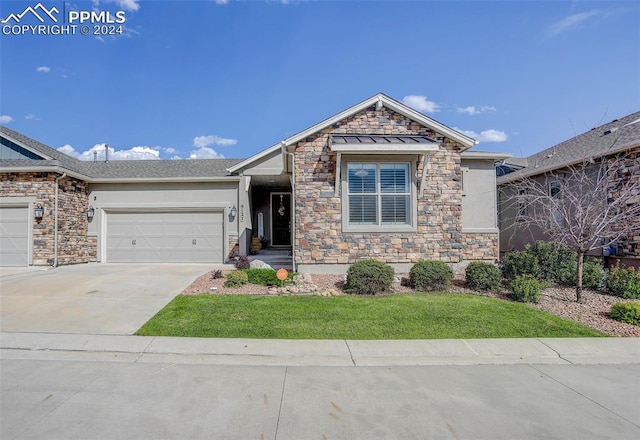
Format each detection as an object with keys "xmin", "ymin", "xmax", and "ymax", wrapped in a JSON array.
[
  {"xmin": 497, "ymin": 110, "xmax": 640, "ymax": 262},
  {"xmin": 0, "ymin": 93, "xmax": 510, "ymax": 272}
]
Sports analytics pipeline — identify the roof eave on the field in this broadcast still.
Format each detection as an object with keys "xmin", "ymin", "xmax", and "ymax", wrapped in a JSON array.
[
  {"xmin": 0, "ymin": 164, "xmax": 89, "ymax": 181},
  {"xmin": 226, "ymin": 143, "xmax": 283, "ymax": 174},
  {"xmin": 497, "ymin": 140, "xmax": 640, "ymax": 185},
  {"xmin": 461, "ymin": 151, "xmax": 513, "ymax": 160},
  {"xmin": 90, "ymin": 176, "xmax": 242, "ymax": 184}
]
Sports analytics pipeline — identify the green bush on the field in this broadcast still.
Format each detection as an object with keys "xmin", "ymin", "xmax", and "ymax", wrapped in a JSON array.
[
  {"xmin": 223, "ymin": 270, "xmax": 249, "ymax": 288},
  {"xmin": 528, "ymin": 241, "xmax": 562, "ymax": 281},
  {"xmin": 555, "ymin": 245, "xmax": 578, "ymax": 284},
  {"xmin": 502, "ymin": 242, "xmax": 603, "ymax": 289},
  {"xmin": 581, "ymin": 258, "xmax": 605, "ymax": 289},
  {"xmin": 509, "ymin": 275, "xmax": 546, "ymax": 303},
  {"xmin": 606, "ymin": 265, "xmax": 640, "ymax": 299},
  {"xmin": 465, "ymin": 261, "xmax": 503, "ymax": 291},
  {"xmin": 609, "ymin": 302, "xmax": 640, "ymax": 326},
  {"xmin": 409, "ymin": 260, "xmax": 454, "ymax": 291},
  {"xmin": 344, "ymin": 259, "xmax": 395, "ymax": 295},
  {"xmin": 501, "ymin": 250, "xmax": 540, "ymax": 281},
  {"xmin": 244, "ymin": 268, "xmax": 280, "ymax": 286}
]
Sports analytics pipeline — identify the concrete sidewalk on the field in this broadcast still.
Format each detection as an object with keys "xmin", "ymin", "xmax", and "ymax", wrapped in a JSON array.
[{"xmin": 2, "ymin": 332, "xmax": 638, "ymax": 366}]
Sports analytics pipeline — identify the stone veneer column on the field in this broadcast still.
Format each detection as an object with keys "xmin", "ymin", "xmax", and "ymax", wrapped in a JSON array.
[{"xmin": 1, "ymin": 172, "xmax": 93, "ymax": 265}]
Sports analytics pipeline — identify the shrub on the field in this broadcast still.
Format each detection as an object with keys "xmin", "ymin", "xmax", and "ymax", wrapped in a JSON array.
[
  {"xmin": 501, "ymin": 250, "xmax": 540, "ymax": 281},
  {"xmin": 234, "ymin": 255, "xmax": 250, "ymax": 270},
  {"xmin": 581, "ymin": 258, "xmax": 605, "ymax": 289},
  {"xmin": 223, "ymin": 270, "xmax": 249, "ymax": 288},
  {"xmin": 211, "ymin": 269, "xmax": 224, "ymax": 280},
  {"xmin": 554, "ymin": 245, "xmax": 578, "ymax": 284},
  {"xmin": 528, "ymin": 241, "xmax": 561, "ymax": 281},
  {"xmin": 409, "ymin": 260, "xmax": 453, "ymax": 291},
  {"xmin": 344, "ymin": 259, "xmax": 394, "ymax": 295},
  {"xmin": 245, "ymin": 268, "xmax": 280, "ymax": 286},
  {"xmin": 509, "ymin": 275, "xmax": 546, "ymax": 303},
  {"xmin": 465, "ymin": 261, "xmax": 502, "ymax": 291},
  {"xmin": 606, "ymin": 265, "xmax": 640, "ymax": 299},
  {"xmin": 609, "ymin": 302, "xmax": 640, "ymax": 326}
]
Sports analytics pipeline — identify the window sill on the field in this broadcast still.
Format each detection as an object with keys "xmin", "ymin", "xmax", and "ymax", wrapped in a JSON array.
[{"xmin": 342, "ymin": 225, "xmax": 417, "ymax": 234}]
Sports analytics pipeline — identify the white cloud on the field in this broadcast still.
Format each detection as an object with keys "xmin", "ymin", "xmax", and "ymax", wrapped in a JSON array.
[
  {"xmin": 0, "ymin": 115, "xmax": 14, "ymax": 124},
  {"xmin": 163, "ymin": 147, "xmax": 177, "ymax": 154},
  {"xmin": 189, "ymin": 147, "xmax": 224, "ymax": 159},
  {"xmin": 193, "ymin": 134, "xmax": 237, "ymax": 148},
  {"xmin": 59, "ymin": 143, "xmax": 161, "ymax": 161},
  {"xmin": 454, "ymin": 128, "xmax": 508, "ymax": 143},
  {"xmin": 457, "ymin": 105, "xmax": 497, "ymax": 115},
  {"xmin": 214, "ymin": 0, "xmax": 229, "ymax": 4},
  {"xmin": 549, "ymin": 10, "xmax": 605, "ymax": 36},
  {"xmin": 36, "ymin": 66, "xmax": 51, "ymax": 73},
  {"xmin": 92, "ymin": 0, "xmax": 140, "ymax": 12},
  {"xmin": 402, "ymin": 95, "xmax": 440, "ymax": 113},
  {"xmin": 457, "ymin": 106, "xmax": 480, "ymax": 116},
  {"xmin": 25, "ymin": 114, "xmax": 39, "ymax": 120}
]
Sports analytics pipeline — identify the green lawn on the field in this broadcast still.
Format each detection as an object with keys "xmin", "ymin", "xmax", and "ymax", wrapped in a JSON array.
[{"xmin": 136, "ymin": 293, "xmax": 605, "ymax": 339}]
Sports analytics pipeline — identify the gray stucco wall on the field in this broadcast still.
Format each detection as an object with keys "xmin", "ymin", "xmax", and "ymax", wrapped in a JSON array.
[{"xmin": 461, "ymin": 159, "xmax": 499, "ymax": 231}]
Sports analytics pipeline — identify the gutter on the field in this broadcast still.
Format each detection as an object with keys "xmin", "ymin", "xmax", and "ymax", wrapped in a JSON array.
[{"xmin": 53, "ymin": 172, "xmax": 67, "ymax": 267}]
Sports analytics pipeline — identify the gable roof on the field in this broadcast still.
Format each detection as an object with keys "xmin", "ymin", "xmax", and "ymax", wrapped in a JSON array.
[
  {"xmin": 0, "ymin": 126, "xmax": 242, "ymax": 182},
  {"xmin": 498, "ymin": 110, "xmax": 640, "ymax": 184},
  {"xmin": 284, "ymin": 93, "xmax": 477, "ymax": 150},
  {"xmin": 228, "ymin": 93, "xmax": 478, "ymax": 174}
]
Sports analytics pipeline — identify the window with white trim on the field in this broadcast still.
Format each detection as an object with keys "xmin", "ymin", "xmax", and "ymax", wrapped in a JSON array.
[{"xmin": 346, "ymin": 162, "xmax": 411, "ymax": 227}]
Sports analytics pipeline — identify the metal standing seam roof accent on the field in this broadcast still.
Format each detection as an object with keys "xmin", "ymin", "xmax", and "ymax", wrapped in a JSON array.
[
  {"xmin": 498, "ymin": 110, "xmax": 640, "ymax": 184},
  {"xmin": 0, "ymin": 126, "xmax": 244, "ymax": 180},
  {"xmin": 329, "ymin": 134, "xmax": 438, "ymax": 144}
]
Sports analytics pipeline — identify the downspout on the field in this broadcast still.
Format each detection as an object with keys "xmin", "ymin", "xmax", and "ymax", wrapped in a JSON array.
[
  {"xmin": 54, "ymin": 172, "xmax": 67, "ymax": 267},
  {"xmin": 287, "ymin": 152, "xmax": 296, "ymax": 272}
]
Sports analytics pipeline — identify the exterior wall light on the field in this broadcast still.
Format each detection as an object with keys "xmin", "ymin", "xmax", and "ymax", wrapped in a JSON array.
[
  {"xmin": 230, "ymin": 206, "xmax": 238, "ymax": 218},
  {"xmin": 34, "ymin": 204, "xmax": 44, "ymax": 219},
  {"xmin": 87, "ymin": 206, "xmax": 95, "ymax": 220}
]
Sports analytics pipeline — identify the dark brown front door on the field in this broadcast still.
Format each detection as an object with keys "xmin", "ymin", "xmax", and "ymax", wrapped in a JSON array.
[{"xmin": 271, "ymin": 193, "xmax": 291, "ymax": 246}]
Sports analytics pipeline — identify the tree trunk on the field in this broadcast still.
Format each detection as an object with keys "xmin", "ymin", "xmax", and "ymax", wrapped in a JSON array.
[{"xmin": 576, "ymin": 251, "xmax": 584, "ymax": 302}]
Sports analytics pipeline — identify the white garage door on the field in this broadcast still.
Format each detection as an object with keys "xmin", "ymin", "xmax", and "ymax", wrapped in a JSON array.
[
  {"xmin": 0, "ymin": 206, "xmax": 29, "ymax": 266},
  {"xmin": 106, "ymin": 211, "xmax": 224, "ymax": 263}
]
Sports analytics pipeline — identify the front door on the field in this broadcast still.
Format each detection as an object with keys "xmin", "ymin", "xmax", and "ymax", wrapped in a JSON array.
[{"xmin": 271, "ymin": 193, "xmax": 291, "ymax": 246}]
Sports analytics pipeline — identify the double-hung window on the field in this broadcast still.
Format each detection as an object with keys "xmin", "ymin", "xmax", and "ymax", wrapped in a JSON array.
[{"xmin": 345, "ymin": 162, "xmax": 412, "ymax": 230}]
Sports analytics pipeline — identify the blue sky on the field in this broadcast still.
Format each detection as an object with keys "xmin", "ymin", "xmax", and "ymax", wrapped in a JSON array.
[{"xmin": 1, "ymin": 0, "xmax": 639, "ymax": 161}]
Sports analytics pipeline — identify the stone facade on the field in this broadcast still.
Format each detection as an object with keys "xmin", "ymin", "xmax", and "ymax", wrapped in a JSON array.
[
  {"xmin": 1, "ymin": 172, "xmax": 94, "ymax": 265},
  {"xmin": 294, "ymin": 105, "xmax": 467, "ymax": 266},
  {"xmin": 609, "ymin": 148, "xmax": 640, "ymax": 257},
  {"xmin": 461, "ymin": 232, "xmax": 498, "ymax": 261}
]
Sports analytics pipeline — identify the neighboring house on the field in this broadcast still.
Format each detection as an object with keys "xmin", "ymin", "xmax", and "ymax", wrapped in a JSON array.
[
  {"xmin": 497, "ymin": 110, "xmax": 640, "ymax": 261},
  {"xmin": 1, "ymin": 93, "xmax": 509, "ymax": 272}
]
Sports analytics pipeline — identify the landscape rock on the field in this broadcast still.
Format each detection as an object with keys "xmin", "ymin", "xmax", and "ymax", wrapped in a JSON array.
[{"xmin": 249, "ymin": 259, "xmax": 273, "ymax": 269}]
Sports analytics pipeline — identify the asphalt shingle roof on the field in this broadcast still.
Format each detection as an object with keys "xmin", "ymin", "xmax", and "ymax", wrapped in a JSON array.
[
  {"xmin": 0, "ymin": 126, "xmax": 244, "ymax": 180},
  {"xmin": 498, "ymin": 111, "xmax": 640, "ymax": 184},
  {"xmin": 83, "ymin": 159, "xmax": 244, "ymax": 180}
]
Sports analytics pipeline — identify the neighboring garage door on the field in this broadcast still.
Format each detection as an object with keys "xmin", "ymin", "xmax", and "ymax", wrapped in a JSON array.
[
  {"xmin": 106, "ymin": 211, "xmax": 224, "ymax": 263},
  {"xmin": 0, "ymin": 206, "xmax": 29, "ymax": 266}
]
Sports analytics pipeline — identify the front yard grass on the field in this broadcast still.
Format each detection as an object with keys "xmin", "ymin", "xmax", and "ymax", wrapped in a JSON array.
[{"xmin": 135, "ymin": 294, "xmax": 605, "ymax": 339}]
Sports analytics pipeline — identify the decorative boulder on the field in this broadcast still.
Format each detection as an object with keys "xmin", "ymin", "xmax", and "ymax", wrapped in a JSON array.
[{"xmin": 249, "ymin": 259, "xmax": 273, "ymax": 270}]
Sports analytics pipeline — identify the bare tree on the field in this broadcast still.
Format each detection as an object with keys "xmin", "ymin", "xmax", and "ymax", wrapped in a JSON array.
[{"xmin": 508, "ymin": 151, "xmax": 640, "ymax": 302}]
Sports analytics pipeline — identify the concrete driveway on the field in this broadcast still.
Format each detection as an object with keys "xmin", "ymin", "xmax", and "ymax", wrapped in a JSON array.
[{"xmin": 0, "ymin": 264, "xmax": 212, "ymax": 335}]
